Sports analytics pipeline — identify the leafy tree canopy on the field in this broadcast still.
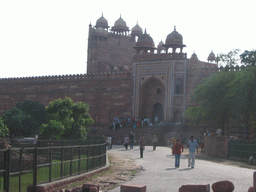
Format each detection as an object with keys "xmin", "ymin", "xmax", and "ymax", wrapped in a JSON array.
[
  {"xmin": 2, "ymin": 100, "xmax": 46, "ymax": 138},
  {"xmin": 0, "ymin": 118, "xmax": 9, "ymax": 137},
  {"xmin": 217, "ymin": 49, "xmax": 240, "ymax": 66},
  {"xmin": 186, "ymin": 49, "xmax": 256, "ymax": 136},
  {"xmin": 240, "ymin": 50, "xmax": 256, "ymax": 66},
  {"xmin": 185, "ymin": 71, "xmax": 235, "ymax": 135},
  {"xmin": 40, "ymin": 97, "xmax": 93, "ymax": 140}
]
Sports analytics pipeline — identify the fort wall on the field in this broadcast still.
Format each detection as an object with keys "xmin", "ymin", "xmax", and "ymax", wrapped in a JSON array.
[{"xmin": 0, "ymin": 71, "xmax": 133, "ymax": 124}]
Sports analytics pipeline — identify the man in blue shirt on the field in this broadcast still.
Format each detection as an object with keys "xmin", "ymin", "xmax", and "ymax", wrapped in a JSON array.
[{"xmin": 187, "ymin": 135, "xmax": 198, "ymax": 168}]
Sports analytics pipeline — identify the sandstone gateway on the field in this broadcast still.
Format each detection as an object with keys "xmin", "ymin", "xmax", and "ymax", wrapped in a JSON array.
[{"xmin": 0, "ymin": 15, "xmax": 218, "ymax": 125}]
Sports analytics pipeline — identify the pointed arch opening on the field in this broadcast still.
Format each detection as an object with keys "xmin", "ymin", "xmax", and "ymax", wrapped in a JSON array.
[
  {"xmin": 152, "ymin": 102, "xmax": 163, "ymax": 123},
  {"xmin": 139, "ymin": 77, "xmax": 165, "ymax": 121}
]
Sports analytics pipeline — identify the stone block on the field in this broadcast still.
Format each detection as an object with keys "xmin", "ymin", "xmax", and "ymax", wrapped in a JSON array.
[
  {"xmin": 212, "ymin": 180, "xmax": 234, "ymax": 192},
  {"xmin": 179, "ymin": 184, "xmax": 210, "ymax": 192},
  {"xmin": 254, "ymin": 171, "xmax": 256, "ymax": 190},
  {"xmin": 72, "ymin": 187, "xmax": 82, "ymax": 192},
  {"xmin": 89, "ymin": 187, "xmax": 99, "ymax": 192},
  {"xmin": 82, "ymin": 184, "xmax": 99, "ymax": 192},
  {"xmin": 121, "ymin": 183, "xmax": 146, "ymax": 192}
]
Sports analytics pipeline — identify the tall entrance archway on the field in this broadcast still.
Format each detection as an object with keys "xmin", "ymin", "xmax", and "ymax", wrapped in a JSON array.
[
  {"xmin": 140, "ymin": 77, "xmax": 165, "ymax": 121},
  {"xmin": 152, "ymin": 102, "xmax": 163, "ymax": 123}
]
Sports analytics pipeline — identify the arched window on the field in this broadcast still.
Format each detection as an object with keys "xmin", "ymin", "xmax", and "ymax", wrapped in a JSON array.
[
  {"xmin": 156, "ymin": 87, "xmax": 162, "ymax": 94},
  {"xmin": 175, "ymin": 84, "xmax": 181, "ymax": 94},
  {"xmin": 174, "ymin": 78, "xmax": 183, "ymax": 94}
]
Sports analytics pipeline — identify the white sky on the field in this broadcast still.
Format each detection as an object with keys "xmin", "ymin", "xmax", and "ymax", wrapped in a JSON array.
[{"xmin": 0, "ymin": 0, "xmax": 255, "ymax": 78}]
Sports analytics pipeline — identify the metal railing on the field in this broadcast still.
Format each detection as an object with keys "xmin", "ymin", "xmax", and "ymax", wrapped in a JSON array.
[
  {"xmin": 0, "ymin": 138, "xmax": 106, "ymax": 192},
  {"xmin": 229, "ymin": 140, "xmax": 256, "ymax": 159}
]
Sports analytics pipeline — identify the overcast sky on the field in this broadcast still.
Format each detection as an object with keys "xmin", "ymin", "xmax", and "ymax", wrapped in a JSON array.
[{"xmin": 0, "ymin": 0, "xmax": 255, "ymax": 78}]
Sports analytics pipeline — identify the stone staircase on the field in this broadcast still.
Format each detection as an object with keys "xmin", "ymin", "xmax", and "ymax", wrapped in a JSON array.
[
  {"xmin": 87, "ymin": 124, "xmax": 171, "ymax": 146},
  {"xmin": 88, "ymin": 123, "xmax": 205, "ymax": 147}
]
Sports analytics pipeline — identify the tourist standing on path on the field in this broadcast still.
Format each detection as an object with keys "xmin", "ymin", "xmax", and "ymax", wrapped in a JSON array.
[
  {"xmin": 107, "ymin": 136, "xmax": 112, "ymax": 150},
  {"xmin": 139, "ymin": 135, "xmax": 145, "ymax": 158},
  {"xmin": 129, "ymin": 132, "xmax": 135, "ymax": 149},
  {"xmin": 152, "ymin": 135, "xmax": 158, "ymax": 150},
  {"xmin": 173, "ymin": 139, "xmax": 183, "ymax": 168},
  {"xmin": 187, "ymin": 135, "xmax": 198, "ymax": 168},
  {"xmin": 154, "ymin": 116, "xmax": 158, "ymax": 125},
  {"xmin": 124, "ymin": 135, "xmax": 130, "ymax": 150}
]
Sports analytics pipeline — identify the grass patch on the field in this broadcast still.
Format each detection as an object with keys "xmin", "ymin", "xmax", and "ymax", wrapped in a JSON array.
[{"xmin": 0, "ymin": 157, "xmax": 95, "ymax": 192}]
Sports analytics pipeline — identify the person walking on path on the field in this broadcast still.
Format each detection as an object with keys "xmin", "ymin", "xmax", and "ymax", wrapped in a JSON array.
[
  {"xmin": 173, "ymin": 139, "xmax": 183, "ymax": 168},
  {"xmin": 139, "ymin": 135, "xmax": 145, "ymax": 158},
  {"xmin": 152, "ymin": 135, "xmax": 158, "ymax": 150},
  {"xmin": 129, "ymin": 132, "xmax": 135, "ymax": 149},
  {"xmin": 187, "ymin": 135, "xmax": 198, "ymax": 168},
  {"xmin": 107, "ymin": 136, "xmax": 112, "ymax": 150},
  {"xmin": 124, "ymin": 135, "xmax": 130, "ymax": 150}
]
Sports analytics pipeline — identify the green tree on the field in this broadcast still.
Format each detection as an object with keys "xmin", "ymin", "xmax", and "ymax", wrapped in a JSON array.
[
  {"xmin": 0, "ymin": 118, "xmax": 9, "ymax": 137},
  {"xmin": 217, "ymin": 49, "xmax": 240, "ymax": 66},
  {"xmin": 40, "ymin": 97, "xmax": 93, "ymax": 140},
  {"xmin": 2, "ymin": 100, "xmax": 46, "ymax": 138},
  {"xmin": 240, "ymin": 50, "xmax": 256, "ymax": 66},
  {"xmin": 40, "ymin": 120, "xmax": 65, "ymax": 140},
  {"xmin": 2, "ymin": 107, "xmax": 27, "ymax": 138},
  {"xmin": 185, "ymin": 71, "xmax": 235, "ymax": 135},
  {"xmin": 229, "ymin": 66, "xmax": 256, "ymax": 135}
]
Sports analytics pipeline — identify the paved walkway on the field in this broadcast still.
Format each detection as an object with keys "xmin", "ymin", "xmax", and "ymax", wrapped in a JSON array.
[{"xmin": 108, "ymin": 145, "xmax": 254, "ymax": 192}]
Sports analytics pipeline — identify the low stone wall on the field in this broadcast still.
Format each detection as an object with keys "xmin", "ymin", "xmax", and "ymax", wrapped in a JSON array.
[
  {"xmin": 27, "ymin": 165, "xmax": 110, "ymax": 192},
  {"xmin": 27, "ymin": 155, "xmax": 110, "ymax": 192},
  {"xmin": 204, "ymin": 136, "xmax": 230, "ymax": 158}
]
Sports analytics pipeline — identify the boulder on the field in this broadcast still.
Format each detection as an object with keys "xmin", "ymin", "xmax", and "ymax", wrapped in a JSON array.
[
  {"xmin": 179, "ymin": 184, "xmax": 210, "ymax": 192},
  {"xmin": 212, "ymin": 180, "xmax": 234, "ymax": 192}
]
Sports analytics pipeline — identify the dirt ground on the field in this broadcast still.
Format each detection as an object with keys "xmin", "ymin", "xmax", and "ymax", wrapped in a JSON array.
[
  {"xmin": 62, "ymin": 153, "xmax": 142, "ymax": 191},
  {"xmin": 62, "ymin": 147, "xmax": 256, "ymax": 191}
]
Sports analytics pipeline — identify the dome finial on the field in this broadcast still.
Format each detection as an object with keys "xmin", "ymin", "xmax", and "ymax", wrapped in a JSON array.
[
  {"xmin": 174, "ymin": 25, "xmax": 176, "ymax": 31},
  {"xmin": 144, "ymin": 29, "xmax": 147, "ymax": 34}
]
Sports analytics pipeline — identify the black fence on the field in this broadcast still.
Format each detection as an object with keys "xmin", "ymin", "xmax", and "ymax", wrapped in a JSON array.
[
  {"xmin": 229, "ymin": 140, "xmax": 256, "ymax": 160},
  {"xmin": 0, "ymin": 138, "xmax": 106, "ymax": 192}
]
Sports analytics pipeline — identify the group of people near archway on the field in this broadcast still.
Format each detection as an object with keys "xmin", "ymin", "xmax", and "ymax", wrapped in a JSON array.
[
  {"xmin": 122, "ymin": 134, "xmax": 199, "ymax": 168},
  {"xmin": 172, "ymin": 135, "xmax": 199, "ymax": 168},
  {"xmin": 109, "ymin": 116, "xmax": 166, "ymax": 131}
]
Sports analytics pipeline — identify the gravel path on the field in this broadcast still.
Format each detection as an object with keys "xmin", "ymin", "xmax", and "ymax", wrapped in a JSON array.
[{"xmin": 108, "ymin": 145, "xmax": 255, "ymax": 192}]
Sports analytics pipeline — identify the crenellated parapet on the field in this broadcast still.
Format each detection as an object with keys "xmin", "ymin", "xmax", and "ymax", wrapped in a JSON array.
[
  {"xmin": 187, "ymin": 66, "xmax": 218, "ymax": 75},
  {"xmin": 218, "ymin": 65, "xmax": 246, "ymax": 72},
  {"xmin": 133, "ymin": 52, "xmax": 187, "ymax": 62},
  {"xmin": 187, "ymin": 65, "xmax": 247, "ymax": 75},
  {"xmin": 0, "ymin": 71, "xmax": 132, "ymax": 85}
]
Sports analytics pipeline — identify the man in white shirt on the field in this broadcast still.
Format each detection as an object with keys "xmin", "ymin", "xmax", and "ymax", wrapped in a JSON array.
[
  {"xmin": 187, "ymin": 135, "xmax": 198, "ymax": 168},
  {"xmin": 107, "ymin": 136, "xmax": 112, "ymax": 150}
]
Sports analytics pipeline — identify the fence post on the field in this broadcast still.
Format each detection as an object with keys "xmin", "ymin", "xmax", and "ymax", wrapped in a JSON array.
[
  {"xmin": 70, "ymin": 147, "xmax": 73, "ymax": 176},
  {"xmin": 19, "ymin": 148, "xmax": 23, "ymax": 192},
  {"xmin": 87, "ymin": 146, "xmax": 90, "ymax": 172},
  {"xmin": 61, "ymin": 147, "xmax": 64, "ymax": 178},
  {"xmin": 227, "ymin": 140, "xmax": 231, "ymax": 159},
  {"xmin": 100, "ymin": 144, "xmax": 102, "ymax": 167},
  {"xmin": 4, "ymin": 149, "xmax": 10, "ymax": 192},
  {"xmin": 33, "ymin": 147, "xmax": 38, "ymax": 192},
  {"xmin": 49, "ymin": 147, "xmax": 52, "ymax": 182},
  {"xmin": 78, "ymin": 146, "xmax": 81, "ymax": 174},
  {"xmin": 93, "ymin": 146, "xmax": 95, "ymax": 169}
]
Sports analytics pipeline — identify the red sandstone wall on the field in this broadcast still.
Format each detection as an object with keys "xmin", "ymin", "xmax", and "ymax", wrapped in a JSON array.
[
  {"xmin": 87, "ymin": 30, "xmax": 136, "ymax": 74},
  {"xmin": 204, "ymin": 136, "xmax": 230, "ymax": 158},
  {"xmin": 0, "ymin": 72, "xmax": 133, "ymax": 125},
  {"xmin": 185, "ymin": 66, "xmax": 218, "ymax": 109}
]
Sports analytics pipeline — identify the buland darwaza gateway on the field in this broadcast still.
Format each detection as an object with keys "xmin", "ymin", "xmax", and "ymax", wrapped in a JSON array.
[{"xmin": 0, "ymin": 14, "xmax": 219, "ymax": 125}]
